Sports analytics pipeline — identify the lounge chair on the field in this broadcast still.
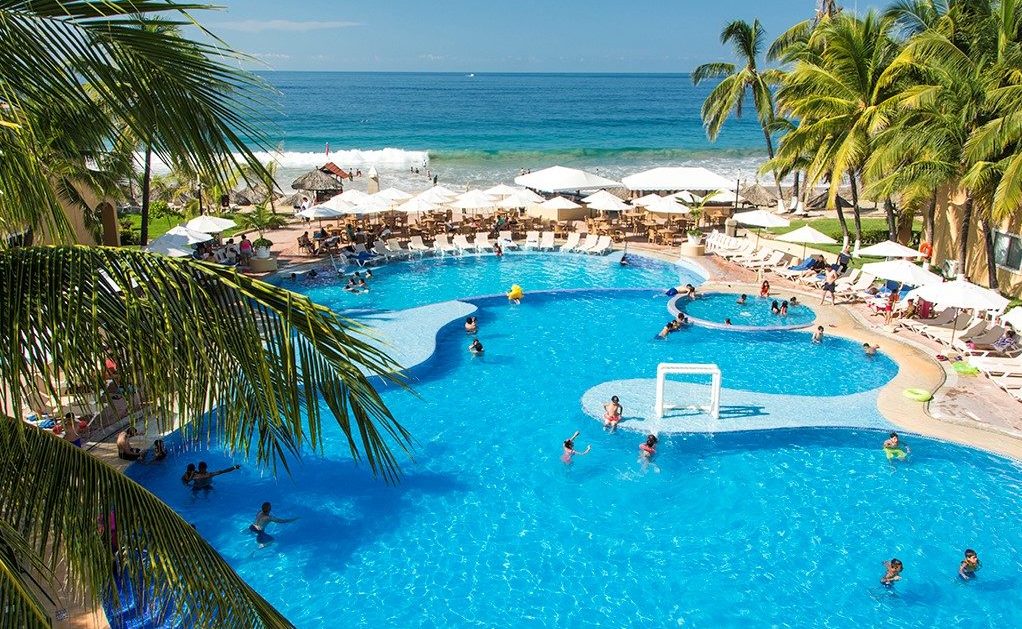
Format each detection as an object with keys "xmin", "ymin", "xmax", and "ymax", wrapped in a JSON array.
[
  {"xmin": 539, "ymin": 231, "xmax": 556, "ymax": 250},
  {"xmin": 575, "ymin": 234, "xmax": 599, "ymax": 253},
  {"xmin": 559, "ymin": 232, "xmax": 581, "ymax": 252},
  {"xmin": 587, "ymin": 235, "xmax": 613, "ymax": 255},
  {"xmin": 915, "ymin": 312, "xmax": 974, "ymax": 339},
  {"xmin": 725, "ymin": 246, "xmax": 765, "ymax": 263},
  {"xmin": 969, "ymin": 355, "xmax": 1022, "ymax": 377},
  {"xmin": 433, "ymin": 234, "xmax": 457, "ymax": 255},
  {"xmin": 774, "ymin": 257, "xmax": 817, "ymax": 279},
  {"xmin": 992, "ymin": 374, "xmax": 1022, "ymax": 390},
  {"xmin": 498, "ymin": 230, "xmax": 519, "ymax": 249},
  {"xmin": 900, "ymin": 308, "xmax": 958, "ymax": 333},
  {"xmin": 522, "ymin": 231, "xmax": 540, "ymax": 250},
  {"xmin": 452, "ymin": 234, "xmax": 474, "ymax": 253},
  {"xmin": 408, "ymin": 235, "xmax": 432, "ymax": 254},
  {"xmin": 742, "ymin": 250, "xmax": 786, "ymax": 270},
  {"xmin": 926, "ymin": 319, "xmax": 988, "ymax": 345},
  {"xmin": 472, "ymin": 232, "xmax": 492, "ymax": 252},
  {"xmin": 383, "ymin": 239, "xmax": 412, "ymax": 258},
  {"xmin": 718, "ymin": 241, "xmax": 755, "ymax": 259},
  {"xmin": 952, "ymin": 325, "xmax": 1003, "ymax": 353}
]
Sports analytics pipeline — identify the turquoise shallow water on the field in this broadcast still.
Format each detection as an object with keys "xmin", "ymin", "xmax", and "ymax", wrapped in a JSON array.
[
  {"xmin": 678, "ymin": 291, "xmax": 817, "ymax": 329},
  {"xmin": 120, "ymin": 254, "xmax": 1022, "ymax": 628}
]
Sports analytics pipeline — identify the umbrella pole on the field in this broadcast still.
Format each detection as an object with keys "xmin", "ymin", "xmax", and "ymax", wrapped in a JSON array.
[{"xmin": 949, "ymin": 307, "xmax": 960, "ymax": 347}]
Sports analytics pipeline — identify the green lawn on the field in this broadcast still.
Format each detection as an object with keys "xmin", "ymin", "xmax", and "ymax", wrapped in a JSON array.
[
  {"xmin": 757, "ymin": 217, "xmax": 923, "ymax": 269},
  {"xmin": 120, "ymin": 212, "xmax": 250, "ymax": 244}
]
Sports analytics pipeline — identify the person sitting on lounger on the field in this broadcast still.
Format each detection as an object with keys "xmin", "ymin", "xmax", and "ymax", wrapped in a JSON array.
[
  {"xmin": 992, "ymin": 329, "xmax": 1018, "ymax": 353},
  {"xmin": 898, "ymin": 298, "xmax": 917, "ymax": 320},
  {"xmin": 116, "ymin": 427, "xmax": 145, "ymax": 461}
]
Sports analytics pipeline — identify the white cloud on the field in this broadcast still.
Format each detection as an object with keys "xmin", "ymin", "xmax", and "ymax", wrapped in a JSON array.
[
  {"xmin": 418, "ymin": 53, "xmax": 446, "ymax": 62},
  {"xmin": 252, "ymin": 52, "xmax": 291, "ymax": 60},
  {"xmin": 216, "ymin": 20, "xmax": 361, "ymax": 34}
]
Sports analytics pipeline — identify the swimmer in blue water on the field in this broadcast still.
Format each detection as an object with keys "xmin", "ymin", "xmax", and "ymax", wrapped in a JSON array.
[
  {"xmin": 189, "ymin": 461, "xmax": 241, "ymax": 491},
  {"xmin": 736, "ymin": 294, "xmax": 747, "ymax": 305},
  {"xmin": 881, "ymin": 558, "xmax": 903, "ymax": 586},
  {"xmin": 959, "ymin": 549, "xmax": 981, "ymax": 580},
  {"xmin": 249, "ymin": 502, "xmax": 297, "ymax": 548}
]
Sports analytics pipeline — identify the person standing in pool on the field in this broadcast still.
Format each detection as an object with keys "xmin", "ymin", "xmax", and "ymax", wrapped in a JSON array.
[
  {"xmin": 464, "ymin": 316, "xmax": 478, "ymax": 334},
  {"xmin": 181, "ymin": 463, "xmax": 197, "ymax": 485},
  {"xmin": 883, "ymin": 432, "xmax": 909, "ymax": 460},
  {"xmin": 639, "ymin": 434, "xmax": 658, "ymax": 469},
  {"xmin": 780, "ymin": 301, "xmax": 789, "ymax": 316},
  {"xmin": 249, "ymin": 502, "xmax": 297, "ymax": 548},
  {"xmin": 812, "ymin": 326, "xmax": 824, "ymax": 343},
  {"xmin": 736, "ymin": 294, "xmax": 747, "ymax": 305},
  {"xmin": 603, "ymin": 396, "xmax": 623, "ymax": 432},
  {"xmin": 863, "ymin": 343, "xmax": 879, "ymax": 356},
  {"xmin": 959, "ymin": 549, "xmax": 981, "ymax": 580},
  {"xmin": 190, "ymin": 461, "xmax": 241, "ymax": 490},
  {"xmin": 771, "ymin": 300, "xmax": 781, "ymax": 315},
  {"xmin": 469, "ymin": 338, "xmax": 484, "ymax": 355},
  {"xmin": 881, "ymin": 558, "xmax": 903, "ymax": 586},
  {"xmin": 561, "ymin": 431, "xmax": 591, "ymax": 464}
]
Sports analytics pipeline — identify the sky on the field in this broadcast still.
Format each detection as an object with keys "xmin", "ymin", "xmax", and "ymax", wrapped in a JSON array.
[{"xmin": 196, "ymin": 0, "xmax": 871, "ymax": 73}]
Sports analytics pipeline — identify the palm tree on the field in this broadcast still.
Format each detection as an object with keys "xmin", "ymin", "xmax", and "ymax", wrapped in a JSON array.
[
  {"xmin": 1, "ymin": 2, "xmax": 411, "ymax": 625},
  {"xmin": 693, "ymin": 19, "xmax": 786, "ymax": 199}
]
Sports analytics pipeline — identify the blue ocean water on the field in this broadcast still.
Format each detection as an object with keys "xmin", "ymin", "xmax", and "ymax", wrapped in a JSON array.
[{"xmin": 247, "ymin": 72, "xmax": 768, "ymax": 189}]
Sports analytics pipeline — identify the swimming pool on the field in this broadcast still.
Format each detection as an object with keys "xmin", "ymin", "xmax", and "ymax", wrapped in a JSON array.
[
  {"xmin": 676, "ymin": 291, "xmax": 817, "ymax": 330},
  {"xmin": 123, "ymin": 253, "xmax": 1022, "ymax": 628}
]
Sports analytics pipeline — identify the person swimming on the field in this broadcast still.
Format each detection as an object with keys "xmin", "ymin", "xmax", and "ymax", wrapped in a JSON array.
[
  {"xmin": 619, "ymin": 253, "xmax": 629, "ymax": 266},
  {"xmin": 812, "ymin": 326, "xmax": 824, "ymax": 343},
  {"xmin": 883, "ymin": 432, "xmax": 909, "ymax": 460},
  {"xmin": 357, "ymin": 278, "xmax": 369, "ymax": 292},
  {"xmin": 881, "ymin": 558, "xmax": 904, "ymax": 586},
  {"xmin": 959, "ymin": 549, "xmax": 981, "ymax": 580},
  {"xmin": 780, "ymin": 300, "xmax": 789, "ymax": 316},
  {"xmin": 736, "ymin": 294, "xmax": 747, "ymax": 305},
  {"xmin": 603, "ymin": 395, "xmax": 623, "ymax": 432},
  {"xmin": 724, "ymin": 318, "xmax": 732, "ymax": 326},
  {"xmin": 658, "ymin": 320, "xmax": 678, "ymax": 339},
  {"xmin": 771, "ymin": 300, "xmax": 780, "ymax": 315},
  {"xmin": 639, "ymin": 434, "xmax": 658, "ymax": 462},
  {"xmin": 189, "ymin": 461, "xmax": 241, "ymax": 490},
  {"xmin": 249, "ymin": 502, "xmax": 297, "ymax": 548},
  {"xmin": 469, "ymin": 338, "xmax": 484, "ymax": 355},
  {"xmin": 863, "ymin": 342, "xmax": 879, "ymax": 356},
  {"xmin": 561, "ymin": 431, "xmax": 592, "ymax": 464},
  {"xmin": 344, "ymin": 277, "xmax": 357, "ymax": 292},
  {"xmin": 181, "ymin": 463, "xmax": 196, "ymax": 485},
  {"xmin": 464, "ymin": 316, "xmax": 478, "ymax": 334}
]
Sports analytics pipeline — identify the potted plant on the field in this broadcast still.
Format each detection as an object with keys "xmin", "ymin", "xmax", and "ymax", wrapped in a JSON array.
[
  {"xmin": 253, "ymin": 236, "xmax": 273, "ymax": 259},
  {"xmin": 686, "ymin": 207, "xmax": 703, "ymax": 245},
  {"xmin": 237, "ymin": 203, "xmax": 286, "ymax": 260}
]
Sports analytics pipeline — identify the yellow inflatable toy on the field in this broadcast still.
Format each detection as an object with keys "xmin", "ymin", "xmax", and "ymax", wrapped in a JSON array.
[{"xmin": 507, "ymin": 284, "xmax": 524, "ymax": 302}]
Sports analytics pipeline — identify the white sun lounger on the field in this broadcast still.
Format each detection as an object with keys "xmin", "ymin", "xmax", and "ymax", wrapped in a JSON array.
[
  {"xmin": 498, "ymin": 230, "xmax": 519, "ymax": 249},
  {"xmin": 587, "ymin": 235, "xmax": 613, "ymax": 255},
  {"xmin": 741, "ymin": 250, "xmax": 786, "ymax": 269},
  {"xmin": 926, "ymin": 320, "xmax": 988, "ymax": 346},
  {"xmin": 575, "ymin": 234, "xmax": 599, "ymax": 253},
  {"xmin": 473, "ymin": 232, "xmax": 494, "ymax": 252},
  {"xmin": 539, "ymin": 231, "xmax": 555, "ymax": 250},
  {"xmin": 900, "ymin": 308, "xmax": 958, "ymax": 333},
  {"xmin": 560, "ymin": 232, "xmax": 581, "ymax": 252},
  {"xmin": 433, "ymin": 234, "xmax": 457, "ymax": 255},
  {"xmin": 452, "ymin": 234, "xmax": 474, "ymax": 253},
  {"xmin": 523, "ymin": 231, "xmax": 540, "ymax": 250},
  {"xmin": 408, "ymin": 235, "xmax": 432, "ymax": 254},
  {"xmin": 719, "ymin": 242, "xmax": 757, "ymax": 260},
  {"xmin": 970, "ymin": 356, "xmax": 1022, "ymax": 377},
  {"xmin": 992, "ymin": 374, "xmax": 1022, "ymax": 390},
  {"xmin": 384, "ymin": 239, "xmax": 412, "ymax": 258}
]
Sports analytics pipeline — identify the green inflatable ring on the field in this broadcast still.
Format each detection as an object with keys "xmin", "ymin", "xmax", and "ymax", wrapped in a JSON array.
[
  {"xmin": 952, "ymin": 361, "xmax": 980, "ymax": 376},
  {"xmin": 903, "ymin": 388, "xmax": 933, "ymax": 402}
]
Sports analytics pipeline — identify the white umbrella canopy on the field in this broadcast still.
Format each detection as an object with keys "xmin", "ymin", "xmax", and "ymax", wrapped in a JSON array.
[
  {"xmin": 631, "ymin": 193, "xmax": 666, "ymax": 207},
  {"xmin": 514, "ymin": 165, "xmax": 620, "ymax": 192},
  {"xmin": 147, "ymin": 233, "xmax": 196, "ymax": 257},
  {"xmin": 777, "ymin": 225, "xmax": 837, "ymax": 246},
  {"xmin": 415, "ymin": 185, "xmax": 459, "ymax": 204},
  {"xmin": 582, "ymin": 190, "xmax": 630, "ymax": 212},
  {"xmin": 862, "ymin": 260, "xmax": 942, "ymax": 287},
  {"xmin": 452, "ymin": 189, "xmax": 496, "ymax": 210},
  {"xmin": 1001, "ymin": 306, "xmax": 1022, "ymax": 328},
  {"xmin": 396, "ymin": 197, "xmax": 438, "ymax": 214},
  {"xmin": 702, "ymin": 189, "xmax": 747, "ymax": 205},
  {"xmin": 338, "ymin": 189, "xmax": 372, "ymax": 204},
  {"xmin": 734, "ymin": 210, "xmax": 790, "ymax": 229},
  {"xmin": 856, "ymin": 240, "xmax": 920, "ymax": 258},
  {"xmin": 646, "ymin": 195, "xmax": 690, "ymax": 215},
  {"xmin": 350, "ymin": 195, "xmax": 393, "ymax": 215},
  {"xmin": 320, "ymin": 195, "xmax": 355, "ymax": 212},
  {"xmin": 496, "ymin": 189, "xmax": 544, "ymax": 209},
  {"xmin": 538, "ymin": 196, "xmax": 581, "ymax": 210},
  {"xmin": 166, "ymin": 225, "xmax": 214, "ymax": 244},
  {"xmin": 911, "ymin": 278, "xmax": 1010, "ymax": 312},
  {"xmin": 621, "ymin": 166, "xmax": 733, "ymax": 192},
  {"xmin": 669, "ymin": 190, "xmax": 702, "ymax": 204},
  {"xmin": 298, "ymin": 205, "xmax": 345, "ymax": 220},
  {"xmin": 484, "ymin": 183, "xmax": 520, "ymax": 197},
  {"xmin": 186, "ymin": 215, "xmax": 235, "ymax": 233},
  {"xmin": 376, "ymin": 187, "xmax": 413, "ymax": 202}
]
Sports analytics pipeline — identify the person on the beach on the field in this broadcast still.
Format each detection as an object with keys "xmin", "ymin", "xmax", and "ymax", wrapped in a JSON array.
[
  {"xmin": 959, "ymin": 549, "xmax": 981, "ymax": 580},
  {"xmin": 464, "ymin": 316, "xmax": 478, "ymax": 334},
  {"xmin": 561, "ymin": 431, "xmax": 592, "ymax": 464},
  {"xmin": 812, "ymin": 326, "xmax": 824, "ymax": 343},
  {"xmin": 821, "ymin": 266, "xmax": 838, "ymax": 305},
  {"xmin": 190, "ymin": 461, "xmax": 241, "ymax": 490},
  {"xmin": 469, "ymin": 338, "xmax": 484, "ymax": 355},
  {"xmin": 116, "ymin": 427, "xmax": 145, "ymax": 461},
  {"xmin": 771, "ymin": 300, "xmax": 780, "ymax": 315},
  {"xmin": 881, "ymin": 558, "xmax": 904, "ymax": 586},
  {"xmin": 249, "ymin": 502, "xmax": 297, "ymax": 548},
  {"xmin": 736, "ymin": 294, "xmax": 747, "ymax": 305},
  {"xmin": 759, "ymin": 280, "xmax": 770, "ymax": 298},
  {"xmin": 882, "ymin": 432, "xmax": 909, "ymax": 460},
  {"xmin": 898, "ymin": 298, "xmax": 917, "ymax": 320},
  {"xmin": 603, "ymin": 395, "xmax": 623, "ymax": 432},
  {"xmin": 780, "ymin": 301, "xmax": 789, "ymax": 316}
]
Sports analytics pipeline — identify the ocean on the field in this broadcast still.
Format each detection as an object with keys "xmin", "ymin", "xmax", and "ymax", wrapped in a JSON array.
[{"xmin": 245, "ymin": 72, "xmax": 770, "ymax": 193}]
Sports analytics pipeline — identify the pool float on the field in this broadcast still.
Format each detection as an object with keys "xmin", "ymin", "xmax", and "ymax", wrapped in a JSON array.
[
  {"xmin": 952, "ymin": 361, "xmax": 980, "ymax": 376},
  {"xmin": 902, "ymin": 388, "xmax": 933, "ymax": 402},
  {"xmin": 884, "ymin": 446, "xmax": 908, "ymax": 460},
  {"xmin": 507, "ymin": 284, "xmax": 524, "ymax": 301}
]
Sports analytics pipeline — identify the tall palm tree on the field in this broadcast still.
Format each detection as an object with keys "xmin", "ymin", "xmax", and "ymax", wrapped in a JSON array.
[
  {"xmin": 693, "ymin": 19, "xmax": 786, "ymax": 199},
  {"xmin": 0, "ymin": 2, "xmax": 411, "ymax": 625}
]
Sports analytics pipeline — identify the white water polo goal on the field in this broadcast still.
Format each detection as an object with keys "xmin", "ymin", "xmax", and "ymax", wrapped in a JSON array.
[{"xmin": 654, "ymin": 363, "xmax": 722, "ymax": 420}]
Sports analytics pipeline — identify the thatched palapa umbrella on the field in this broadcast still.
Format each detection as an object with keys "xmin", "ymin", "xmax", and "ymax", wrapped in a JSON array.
[
  {"xmin": 291, "ymin": 168, "xmax": 345, "ymax": 202},
  {"xmin": 739, "ymin": 183, "xmax": 777, "ymax": 208}
]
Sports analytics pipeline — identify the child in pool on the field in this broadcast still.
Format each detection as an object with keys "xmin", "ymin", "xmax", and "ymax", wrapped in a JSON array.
[
  {"xmin": 561, "ymin": 431, "xmax": 591, "ymax": 464},
  {"xmin": 639, "ymin": 434, "xmax": 658, "ymax": 461},
  {"xmin": 789, "ymin": 295, "xmax": 799, "ymax": 306},
  {"xmin": 881, "ymin": 558, "xmax": 903, "ymax": 586},
  {"xmin": 469, "ymin": 338, "xmax": 484, "ymax": 355},
  {"xmin": 863, "ymin": 342, "xmax": 879, "ymax": 356},
  {"xmin": 812, "ymin": 326, "xmax": 824, "ymax": 343},
  {"xmin": 771, "ymin": 300, "xmax": 780, "ymax": 315},
  {"xmin": 603, "ymin": 396, "xmax": 623, "ymax": 432},
  {"xmin": 724, "ymin": 318, "xmax": 732, "ymax": 326},
  {"xmin": 736, "ymin": 294, "xmax": 747, "ymax": 305},
  {"xmin": 780, "ymin": 300, "xmax": 789, "ymax": 316},
  {"xmin": 883, "ymin": 432, "xmax": 909, "ymax": 460},
  {"xmin": 959, "ymin": 549, "xmax": 981, "ymax": 580}
]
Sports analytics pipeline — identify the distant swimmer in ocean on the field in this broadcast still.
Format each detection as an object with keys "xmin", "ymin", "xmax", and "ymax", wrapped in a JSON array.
[
  {"xmin": 249, "ymin": 502, "xmax": 297, "ymax": 548},
  {"xmin": 883, "ymin": 432, "xmax": 909, "ymax": 461},
  {"xmin": 561, "ymin": 431, "xmax": 591, "ymax": 464}
]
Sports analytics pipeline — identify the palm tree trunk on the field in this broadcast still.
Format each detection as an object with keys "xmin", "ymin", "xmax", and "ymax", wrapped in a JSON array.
[
  {"xmin": 792, "ymin": 172, "xmax": 800, "ymax": 207},
  {"xmin": 924, "ymin": 190, "xmax": 936, "ymax": 244},
  {"xmin": 884, "ymin": 197, "xmax": 898, "ymax": 241},
  {"xmin": 761, "ymin": 125, "xmax": 784, "ymax": 200},
  {"xmin": 849, "ymin": 171, "xmax": 863, "ymax": 248},
  {"xmin": 140, "ymin": 144, "xmax": 153, "ymax": 246},
  {"xmin": 835, "ymin": 205, "xmax": 850, "ymax": 249},
  {"xmin": 956, "ymin": 194, "xmax": 973, "ymax": 278},
  {"xmin": 980, "ymin": 217, "xmax": 999, "ymax": 289}
]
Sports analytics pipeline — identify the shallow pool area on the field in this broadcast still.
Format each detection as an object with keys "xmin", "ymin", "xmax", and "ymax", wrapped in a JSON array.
[
  {"xmin": 676, "ymin": 291, "xmax": 817, "ymax": 330},
  {"xmin": 125, "ymin": 253, "xmax": 1022, "ymax": 628}
]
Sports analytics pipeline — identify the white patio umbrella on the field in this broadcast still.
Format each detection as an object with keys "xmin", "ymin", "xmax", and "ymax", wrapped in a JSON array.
[
  {"xmin": 1001, "ymin": 306, "xmax": 1022, "ymax": 329},
  {"xmin": 514, "ymin": 165, "xmax": 620, "ymax": 192},
  {"xmin": 349, "ymin": 195, "xmax": 392, "ymax": 215},
  {"xmin": 582, "ymin": 190, "xmax": 630, "ymax": 212},
  {"xmin": 415, "ymin": 185, "xmax": 459, "ymax": 204},
  {"xmin": 321, "ymin": 195, "xmax": 355, "ymax": 212},
  {"xmin": 147, "ymin": 233, "xmax": 196, "ymax": 257},
  {"xmin": 496, "ymin": 189, "xmax": 544, "ymax": 209},
  {"xmin": 861, "ymin": 260, "xmax": 941, "ymax": 288},
  {"xmin": 630, "ymin": 193, "xmax": 666, "ymax": 207},
  {"xmin": 856, "ymin": 240, "xmax": 920, "ymax": 258},
  {"xmin": 646, "ymin": 195, "xmax": 691, "ymax": 215},
  {"xmin": 776, "ymin": 225, "xmax": 837, "ymax": 258},
  {"xmin": 375, "ymin": 187, "xmax": 413, "ymax": 202},
  {"xmin": 734, "ymin": 210, "xmax": 790, "ymax": 246},
  {"xmin": 338, "ymin": 189, "xmax": 372, "ymax": 204},
  {"xmin": 910, "ymin": 278, "xmax": 1009, "ymax": 343},
  {"xmin": 452, "ymin": 189, "xmax": 495, "ymax": 211},
  {"xmin": 186, "ymin": 215, "xmax": 235, "ymax": 233},
  {"xmin": 166, "ymin": 225, "xmax": 214, "ymax": 244},
  {"xmin": 297, "ymin": 205, "xmax": 345, "ymax": 220},
  {"xmin": 484, "ymin": 183, "xmax": 519, "ymax": 197},
  {"xmin": 396, "ymin": 197, "xmax": 438, "ymax": 214},
  {"xmin": 537, "ymin": 196, "xmax": 581, "ymax": 210},
  {"xmin": 669, "ymin": 190, "xmax": 702, "ymax": 204}
]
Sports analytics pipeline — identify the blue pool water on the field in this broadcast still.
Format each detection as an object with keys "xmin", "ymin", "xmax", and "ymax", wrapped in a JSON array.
[
  {"xmin": 679, "ymin": 291, "xmax": 817, "ymax": 329},
  {"xmin": 126, "ymin": 254, "xmax": 1022, "ymax": 628}
]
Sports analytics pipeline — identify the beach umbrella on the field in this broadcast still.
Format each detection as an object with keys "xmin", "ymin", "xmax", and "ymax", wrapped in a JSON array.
[
  {"xmin": 298, "ymin": 206, "xmax": 345, "ymax": 220},
  {"xmin": 415, "ymin": 185, "xmax": 459, "ymax": 204},
  {"xmin": 776, "ymin": 225, "xmax": 837, "ymax": 258},
  {"xmin": 861, "ymin": 260, "xmax": 941, "ymax": 287},
  {"xmin": 396, "ymin": 197, "xmax": 438, "ymax": 214},
  {"xmin": 856, "ymin": 240, "xmax": 920, "ymax": 259},
  {"xmin": 186, "ymin": 215, "xmax": 236, "ymax": 233},
  {"xmin": 484, "ymin": 183, "xmax": 520, "ymax": 197},
  {"xmin": 320, "ymin": 195, "xmax": 355, "ymax": 212},
  {"xmin": 646, "ymin": 195, "xmax": 691, "ymax": 215},
  {"xmin": 350, "ymin": 195, "xmax": 392, "ymax": 215},
  {"xmin": 147, "ymin": 233, "xmax": 195, "ymax": 257},
  {"xmin": 583, "ymin": 190, "xmax": 630, "ymax": 212},
  {"xmin": 338, "ymin": 189, "xmax": 372, "ymax": 204},
  {"xmin": 166, "ymin": 225, "xmax": 214, "ymax": 244},
  {"xmin": 669, "ymin": 190, "xmax": 702, "ymax": 204},
  {"xmin": 537, "ymin": 196, "xmax": 581, "ymax": 210},
  {"xmin": 514, "ymin": 165, "xmax": 620, "ymax": 192},
  {"xmin": 630, "ymin": 193, "xmax": 665, "ymax": 207},
  {"xmin": 376, "ymin": 187, "xmax": 413, "ymax": 202},
  {"xmin": 1001, "ymin": 306, "xmax": 1022, "ymax": 329},
  {"xmin": 452, "ymin": 189, "xmax": 496, "ymax": 210},
  {"xmin": 496, "ymin": 189, "xmax": 544, "ymax": 209},
  {"xmin": 910, "ymin": 278, "xmax": 1009, "ymax": 343},
  {"xmin": 734, "ymin": 210, "xmax": 790, "ymax": 246},
  {"xmin": 291, "ymin": 168, "xmax": 344, "ymax": 193},
  {"xmin": 622, "ymin": 166, "xmax": 733, "ymax": 192}
]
